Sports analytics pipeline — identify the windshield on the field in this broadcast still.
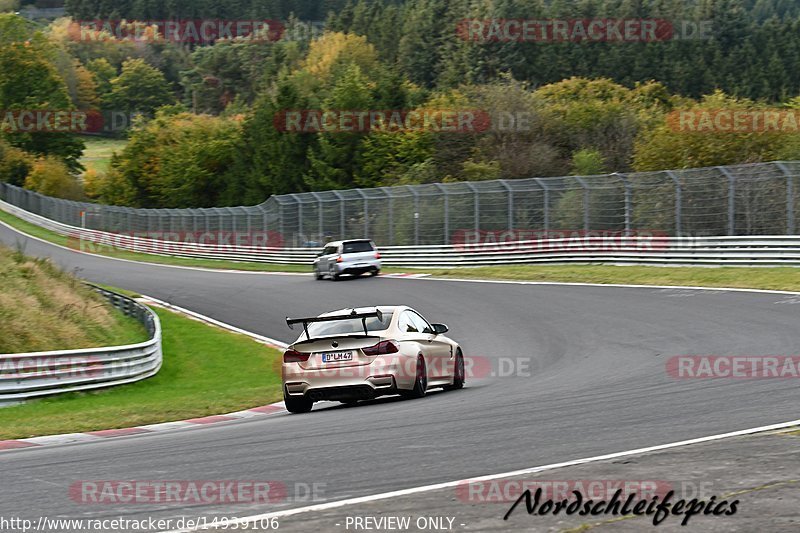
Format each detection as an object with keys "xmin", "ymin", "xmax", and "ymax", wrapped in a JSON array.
[
  {"xmin": 306, "ymin": 313, "xmax": 394, "ymax": 337},
  {"xmin": 343, "ymin": 241, "xmax": 374, "ymax": 253}
]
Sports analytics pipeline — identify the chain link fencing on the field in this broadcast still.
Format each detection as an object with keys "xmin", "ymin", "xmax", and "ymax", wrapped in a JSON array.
[{"xmin": 1, "ymin": 161, "xmax": 798, "ymax": 248}]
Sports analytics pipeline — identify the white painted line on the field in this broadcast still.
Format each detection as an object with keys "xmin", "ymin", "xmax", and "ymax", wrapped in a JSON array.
[
  {"xmin": 138, "ymin": 295, "xmax": 289, "ymax": 350},
  {"xmin": 164, "ymin": 417, "xmax": 800, "ymax": 532},
  {"xmin": 21, "ymin": 433, "xmax": 103, "ymax": 446}
]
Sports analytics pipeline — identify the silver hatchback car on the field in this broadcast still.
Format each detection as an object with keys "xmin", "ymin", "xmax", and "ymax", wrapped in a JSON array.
[{"xmin": 313, "ymin": 239, "xmax": 381, "ymax": 280}]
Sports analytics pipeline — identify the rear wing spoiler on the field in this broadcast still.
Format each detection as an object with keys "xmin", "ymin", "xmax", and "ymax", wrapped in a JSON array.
[{"xmin": 286, "ymin": 309, "xmax": 384, "ymax": 339}]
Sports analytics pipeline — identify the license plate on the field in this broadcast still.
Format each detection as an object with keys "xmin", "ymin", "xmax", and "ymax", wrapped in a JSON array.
[{"xmin": 322, "ymin": 351, "xmax": 354, "ymax": 363}]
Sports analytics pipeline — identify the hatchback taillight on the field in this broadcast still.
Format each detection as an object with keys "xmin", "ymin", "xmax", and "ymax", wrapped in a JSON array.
[
  {"xmin": 362, "ymin": 340, "xmax": 400, "ymax": 356},
  {"xmin": 336, "ymin": 256, "xmax": 343, "ymax": 263},
  {"xmin": 284, "ymin": 349, "xmax": 310, "ymax": 363},
  {"xmin": 375, "ymin": 252, "xmax": 381, "ymax": 259}
]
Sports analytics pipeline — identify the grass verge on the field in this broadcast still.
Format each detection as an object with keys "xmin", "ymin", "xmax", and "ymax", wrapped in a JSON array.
[
  {"xmin": 0, "ymin": 305, "xmax": 284, "ymax": 440},
  {"xmin": 415, "ymin": 265, "xmax": 800, "ymax": 292},
  {"xmin": 0, "ymin": 244, "xmax": 148, "ymax": 353}
]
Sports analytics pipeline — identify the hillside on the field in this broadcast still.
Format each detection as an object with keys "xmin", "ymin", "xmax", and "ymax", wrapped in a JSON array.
[{"xmin": 0, "ymin": 244, "xmax": 148, "ymax": 353}]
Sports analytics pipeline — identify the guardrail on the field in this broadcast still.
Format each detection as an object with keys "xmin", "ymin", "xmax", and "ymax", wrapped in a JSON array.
[
  {"xmin": 3, "ymin": 199, "xmax": 800, "ymax": 267},
  {"xmin": 0, "ymin": 285, "xmax": 162, "ymax": 405}
]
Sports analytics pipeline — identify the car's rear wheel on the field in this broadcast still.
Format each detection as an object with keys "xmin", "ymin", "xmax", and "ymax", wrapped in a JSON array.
[
  {"xmin": 370, "ymin": 268, "xmax": 380, "ymax": 277},
  {"xmin": 284, "ymin": 394, "xmax": 313, "ymax": 414},
  {"xmin": 402, "ymin": 356, "xmax": 427, "ymax": 399},
  {"xmin": 445, "ymin": 349, "xmax": 465, "ymax": 390},
  {"xmin": 328, "ymin": 265, "xmax": 339, "ymax": 281}
]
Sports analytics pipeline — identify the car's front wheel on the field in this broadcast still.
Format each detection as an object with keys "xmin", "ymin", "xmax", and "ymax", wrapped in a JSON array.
[
  {"xmin": 284, "ymin": 394, "xmax": 313, "ymax": 414},
  {"xmin": 314, "ymin": 267, "xmax": 324, "ymax": 280}
]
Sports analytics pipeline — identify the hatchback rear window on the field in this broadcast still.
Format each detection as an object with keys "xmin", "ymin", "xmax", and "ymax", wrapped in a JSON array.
[{"xmin": 343, "ymin": 241, "xmax": 375, "ymax": 253}]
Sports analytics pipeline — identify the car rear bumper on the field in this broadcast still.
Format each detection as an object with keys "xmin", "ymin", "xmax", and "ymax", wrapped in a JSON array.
[
  {"xmin": 333, "ymin": 259, "xmax": 381, "ymax": 275},
  {"xmin": 284, "ymin": 375, "xmax": 397, "ymax": 401},
  {"xmin": 283, "ymin": 356, "xmax": 415, "ymax": 400}
]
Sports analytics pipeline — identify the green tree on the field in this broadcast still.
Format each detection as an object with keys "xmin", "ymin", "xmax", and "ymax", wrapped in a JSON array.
[{"xmin": 105, "ymin": 58, "xmax": 175, "ymax": 115}]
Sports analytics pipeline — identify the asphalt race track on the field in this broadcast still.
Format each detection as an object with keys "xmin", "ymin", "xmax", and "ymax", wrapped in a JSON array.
[{"xmin": 1, "ymin": 222, "xmax": 799, "ymax": 530}]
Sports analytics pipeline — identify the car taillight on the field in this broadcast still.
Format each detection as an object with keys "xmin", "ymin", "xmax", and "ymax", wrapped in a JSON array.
[
  {"xmin": 362, "ymin": 340, "xmax": 400, "ymax": 356},
  {"xmin": 375, "ymin": 252, "xmax": 381, "ymax": 259},
  {"xmin": 284, "ymin": 349, "xmax": 310, "ymax": 363},
  {"xmin": 336, "ymin": 256, "xmax": 343, "ymax": 263}
]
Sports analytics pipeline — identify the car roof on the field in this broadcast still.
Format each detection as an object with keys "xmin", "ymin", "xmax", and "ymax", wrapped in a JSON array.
[{"xmin": 323, "ymin": 239, "xmax": 374, "ymax": 247}]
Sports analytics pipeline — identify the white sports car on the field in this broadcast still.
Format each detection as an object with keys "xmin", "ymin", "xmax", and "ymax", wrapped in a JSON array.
[{"xmin": 282, "ymin": 306, "xmax": 465, "ymax": 413}]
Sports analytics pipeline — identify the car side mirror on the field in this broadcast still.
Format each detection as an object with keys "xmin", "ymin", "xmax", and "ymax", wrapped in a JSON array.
[{"xmin": 431, "ymin": 323, "xmax": 449, "ymax": 335}]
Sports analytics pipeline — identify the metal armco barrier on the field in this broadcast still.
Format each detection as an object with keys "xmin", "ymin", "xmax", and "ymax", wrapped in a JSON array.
[
  {"xmin": 0, "ymin": 285, "xmax": 162, "ymax": 405},
  {"xmin": 3, "ymin": 198, "xmax": 800, "ymax": 267}
]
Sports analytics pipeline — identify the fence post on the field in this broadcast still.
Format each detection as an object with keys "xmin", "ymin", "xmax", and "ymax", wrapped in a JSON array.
[
  {"xmin": 616, "ymin": 173, "xmax": 632, "ymax": 235},
  {"xmin": 534, "ymin": 178, "xmax": 550, "ymax": 231},
  {"xmin": 574, "ymin": 177, "xmax": 590, "ymax": 231},
  {"xmin": 499, "ymin": 180, "xmax": 514, "ymax": 231},
  {"xmin": 434, "ymin": 183, "xmax": 449, "ymax": 244},
  {"xmin": 380, "ymin": 187, "xmax": 394, "ymax": 246},
  {"xmin": 356, "ymin": 189, "xmax": 368, "ymax": 239},
  {"xmin": 775, "ymin": 162, "xmax": 795, "ymax": 235},
  {"xmin": 408, "ymin": 186, "xmax": 420, "ymax": 246},
  {"xmin": 465, "ymin": 182, "xmax": 480, "ymax": 236},
  {"xmin": 665, "ymin": 170, "xmax": 682, "ymax": 236},
  {"xmin": 717, "ymin": 167, "xmax": 736, "ymax": 235},
  {"xmin": 311, "ymin": 192, "xmax": 323, "ymax": 241},
  {"xmin": 332, "ymin": 191, "xmax": 345, "ymax": 240}
]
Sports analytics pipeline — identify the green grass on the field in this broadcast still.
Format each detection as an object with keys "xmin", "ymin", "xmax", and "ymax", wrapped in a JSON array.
[
  {"xmin": 0, "ymin": 306, "xmax": 284, "ymax": 440},
  {"xmin": 0, "ymin": 244, "xmax": 148, "ymax": 353},
  {"xmin": 414, "ymin": 264, "xmax": 800, "ymax": 292},
  {"xmin": 79, "ymin": 136, "xmax": 128, "ymax": 174}
]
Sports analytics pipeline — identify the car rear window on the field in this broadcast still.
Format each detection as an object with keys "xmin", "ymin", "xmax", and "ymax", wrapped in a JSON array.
[
  {"xmin": 343, "ymin": 241, "xmax": 375, "ymax": 253},
  {"xmin": 307, "ymin": 313, "xmax": 394, "ymax": 337}
]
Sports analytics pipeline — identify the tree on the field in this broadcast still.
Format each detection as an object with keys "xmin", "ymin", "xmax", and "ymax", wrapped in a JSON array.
[
  {"xmin": 104, "ymin": 110, "xmax": 242, "ymax": 207},
  {"xmin": 105, "ymin": 58, "xmax": 175, "ymax": 115},
  {"xmin": 306, "ymin": 64, "xmax": 375, "ymax": 190},
  {"xmin": 23, "ymin": 156, "xmax": 84, "ymax": 200},
  {"xmin": 0, "ymin": 14, "xmax": 84, "ymax": 171}
]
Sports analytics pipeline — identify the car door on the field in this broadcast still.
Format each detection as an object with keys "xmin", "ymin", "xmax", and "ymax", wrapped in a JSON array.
[
  {"xmin": 404, "ymin": 310, "xmax": 454, "ymax": 381},
  {"xmin": 319, "ymin": 245, "xmax": 338, "ymax": 271}
]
